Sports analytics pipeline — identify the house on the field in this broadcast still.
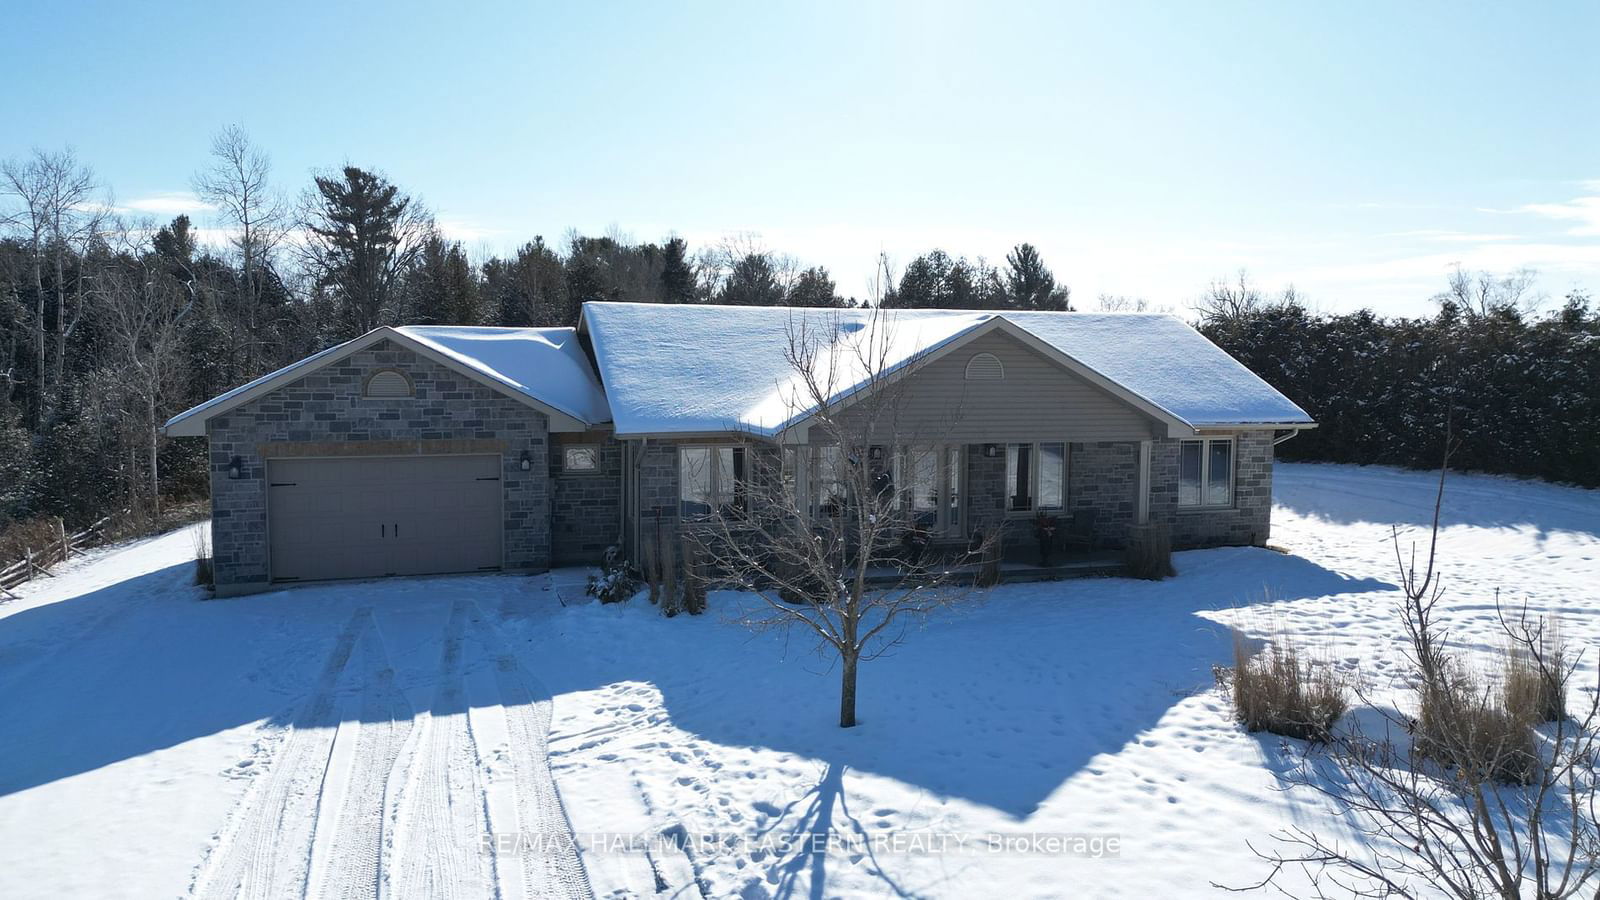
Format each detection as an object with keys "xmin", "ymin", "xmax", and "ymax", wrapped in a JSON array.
[{"xmin": 164, "ymin": 303, "xmax": 1315, "ymax": 596}]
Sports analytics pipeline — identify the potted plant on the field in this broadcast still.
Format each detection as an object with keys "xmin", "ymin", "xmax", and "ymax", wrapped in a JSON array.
[{"xmin": 1032, "ymin": 512, "xmax": 1058, "ymax": 566}]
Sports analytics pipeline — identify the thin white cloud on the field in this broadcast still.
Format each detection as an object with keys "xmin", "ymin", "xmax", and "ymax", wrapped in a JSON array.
[
  {"xmin": 436, "ymin": 217, "xmax": 506, "ymax": 244},
  {"xmin": 119, "ymin": 191, "xmax": 213, "ymax": 217},
  {"xmin": 1381, "ymin": 229, "xmax": 1522, "ymax": 243},
  {"xmin": 1513, "ymin": 194, "xmax": 1600, "ymax": 236}
]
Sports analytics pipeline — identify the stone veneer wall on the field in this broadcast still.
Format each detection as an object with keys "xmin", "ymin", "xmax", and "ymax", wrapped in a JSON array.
[
  {"xmin": 1148, "ymin": 431, "xmax": 1274, "ymax": 549},
  {"xmin": 206, "ymin": 339, "xmax": 551, "ymax": 590},
  {"xmin": 551, "ymin": 435, "xmax": 623, "ymax": 564},
  {"xmin": 622, "ymin": 433, "xmax": 1274, "ymax": 559}
]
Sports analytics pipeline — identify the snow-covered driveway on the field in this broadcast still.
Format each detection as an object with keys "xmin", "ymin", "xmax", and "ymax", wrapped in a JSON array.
[
  {"xmin": 1, "ymin": 462, "xmax": 1596, "ymax": 899},
  {"xmin": 0, "ymin": 539, "xmax": 591, "ymax": 900}
]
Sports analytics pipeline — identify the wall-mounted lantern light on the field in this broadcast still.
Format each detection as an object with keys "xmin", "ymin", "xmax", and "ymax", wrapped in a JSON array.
[
  {"xmin": 519, "ymin": 450, "xmax": 532, "ymax": 472},
  {"xmin": 983, "ymin": 444, "xmax": 1000, "ymax": 458},
  {"xmin": 227, "ymin": 455, "xmax": 245, "ymax": 479}
]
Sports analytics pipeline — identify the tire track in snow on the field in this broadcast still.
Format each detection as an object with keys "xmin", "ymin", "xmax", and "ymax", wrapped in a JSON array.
[
  {"xmin": 190, "ymin": 606, "xmax": 372, "ymax": 900},
  {"xmin": 470, "ymin": 602, "xmax": 594, "ymax": 900},
  {"xmin": 314, "ymin": 614, "xmax": 415, "ymax": 900},
  {"xmin": 390, "ymin": 598, "xmax": 494, "ymax": 900}
]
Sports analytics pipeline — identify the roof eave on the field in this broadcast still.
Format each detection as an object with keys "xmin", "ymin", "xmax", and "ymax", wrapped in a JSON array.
[{"xmin": 163, "ymin": 325, "xmax": 601, "ymax": 438}]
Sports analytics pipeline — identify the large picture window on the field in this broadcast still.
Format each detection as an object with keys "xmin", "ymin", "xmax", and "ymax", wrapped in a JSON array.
[
  {"xmin": 1178, "ymin": 438, "xmax": 1233, "ymax": 508},
  {"xmin": 1006, "ymin": 442, "xmax": 1066, "ymax": 513},
  {"xmin": 679, "ymin": 446, "xmax": 746, "ymax": 518}
]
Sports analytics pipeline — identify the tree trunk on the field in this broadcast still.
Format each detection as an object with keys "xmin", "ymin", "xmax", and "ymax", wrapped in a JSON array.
[
  {"xmin": 50, "ymin": 249, "xmax": 65, "ymax": 419},
  {"xmin": 31, "ymin": 252, "xmax": 44, "ymax": 425},
  {"xmin": 839, "ymin": 650, "xmax": 859, "ymax": 728},
  {"xmin": 147, "ymin": 394, "xmax": 161, "ymax": 518}
]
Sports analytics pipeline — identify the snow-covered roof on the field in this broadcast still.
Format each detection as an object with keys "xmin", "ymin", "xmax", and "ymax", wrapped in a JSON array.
[
  {"xmin": 163, "ymin": 325, "xmax": 610, "ymax": 437},
  {"xmin": 580, "ymin": 302, "xmax": 1313, "ymax": 437},
  {"xmin": 394, "ymin": 326, "xmax": 612, "ymax": 425}
]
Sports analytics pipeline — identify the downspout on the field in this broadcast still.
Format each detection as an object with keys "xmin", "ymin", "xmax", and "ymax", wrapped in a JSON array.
[
  {"xmin": 618, "ymin": 437, "xmax": 630, "ymax": 553},
  {"xmin": 1272, "ymin": 429, "xmax": 1300, "ymax": 446}
]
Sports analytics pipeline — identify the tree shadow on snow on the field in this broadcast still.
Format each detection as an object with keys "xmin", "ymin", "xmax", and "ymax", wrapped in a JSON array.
[
  {"xmin": 537, "ymin": 547, "xmax": 1394, "ymax": 820},
  {"xmin": 758, "ymin": 762, "xmax": 931, "ymax": 900},
  {"xmin": 0, "ymin": 544, "xmax": 1389, "ymax": 825}
]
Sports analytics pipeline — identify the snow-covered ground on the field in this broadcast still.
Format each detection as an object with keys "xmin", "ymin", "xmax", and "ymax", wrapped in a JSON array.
[{"xmin": 0, "ymin": 463, "xmax": 1595, "ymax": 899}]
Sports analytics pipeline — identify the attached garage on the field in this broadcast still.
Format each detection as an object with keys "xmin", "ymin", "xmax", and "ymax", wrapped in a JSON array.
[
  {"xmin": 266, "ymin": 455, "xmax": 504, "ymax": 583},
  {"xmin": 164, "ymin": 325, "xmax": 615, "ymax": 595}
]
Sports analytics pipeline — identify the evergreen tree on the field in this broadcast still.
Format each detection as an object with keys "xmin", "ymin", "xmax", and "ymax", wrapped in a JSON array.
[
  {"xmin": 300, "ymin": 166, "xmax": 431, "ymax": 337},
  {"xmin": 153, "ymin": 215, "xmax": 196, "ymax": 265},
  {"xmin": 660, "ymin": 237, "xmax": 696, "ymax": 304},
  {"xmin": 885, "ymin": 250, "xmax": 1004, "ymax": 309},
  {"xmin": 406, "ymin": 236, "xmax": 480, "ymax": 325},
  {"xmin": 786, "ymin": 266, "xmax": 839, "ymax": 307},
  {"xmin": 1003, "ymin": 242, "xmax": 1070, "ymax": 311},
  {"xmin": 717, "ymin": 252, "xmax": 785, "ymax": 306}
]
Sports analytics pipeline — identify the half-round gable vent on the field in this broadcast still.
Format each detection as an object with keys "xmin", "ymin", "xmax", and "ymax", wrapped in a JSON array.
[
  {"xmin": 964, "ymin": 352, "xmax": 1005, "ymax": 381},
  {"xmin": 364, "ymin": 370, "xmax": 413, "ymax": 398}
]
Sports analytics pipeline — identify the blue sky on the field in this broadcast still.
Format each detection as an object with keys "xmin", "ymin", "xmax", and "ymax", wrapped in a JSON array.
[{"xmin": 4, "ymin": 1, "xmax": 1597, "ymax": 314}]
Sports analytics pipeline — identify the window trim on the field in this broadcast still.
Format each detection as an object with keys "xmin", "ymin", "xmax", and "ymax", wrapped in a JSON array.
[
  {"xmin": 891, "ymin": 444, "xmax": 964, "ymax": 535},
  {"xmin": 798, "ymin": 443, "xmax": 965, "ymax": 535},
  {"xmin": 1004, "ymin": 441, "xmax": 1068, "ymax": 516},
  {"xmin": 1177, "ymin": 437, "xmax": 1235, "ymax": 510},
  {"xmin": 561, "ymin": 444, "xmax": 602, "ymax": 474}
]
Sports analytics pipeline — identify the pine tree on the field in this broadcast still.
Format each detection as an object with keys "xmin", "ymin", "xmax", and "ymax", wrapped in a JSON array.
[
  {"xmin": 1003, "ymin": 243, "xmax": 1070, "ymax": 311},
  {"xmin": 660, "ymin": 237, "xmax": 696, "ymax": 304},
  {"xmin": 786, "ymin": 266, "xmax": 839, "ymax": 307},
  {"xmin": 301, "ymin": 166, "xmax": 431, "ymax": 337}
]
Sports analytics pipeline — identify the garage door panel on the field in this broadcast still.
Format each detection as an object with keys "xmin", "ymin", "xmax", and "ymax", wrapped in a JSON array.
[{"xmin": 267, "ymin": 454, "xmax": 503, "ymax": 583}]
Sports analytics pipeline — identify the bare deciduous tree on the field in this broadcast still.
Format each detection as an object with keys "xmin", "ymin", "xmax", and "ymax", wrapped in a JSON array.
[
  {"xmin": 1195, "ymin": 270, "xmax": 1301, "ymax": 326},
  {"xmin": 1, "ymin": 147, "xmax": 104, "ymax": 422},
  {"xmin": 1226, "ymin": 442, "xmax": 1600, "ymax": 899},
  {"xmin": 1434, "ymin": 266, "xmax": 1544, "ymax": 319},
  {"xmin": 90, "ymin": 219, "xmax": 199, "ymax": 514},
  {"xmin": 193, "ymin": 125, "xmax": 286, "ymax": 374},
  {"xmin": 681, "ymin": 309, "xmax": 996, "ymax": 727}
]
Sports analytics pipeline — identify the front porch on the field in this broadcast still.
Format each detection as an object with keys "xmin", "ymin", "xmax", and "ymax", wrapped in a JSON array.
[{"xmin": 863, "ymin": 548, "xmax": 1126, "ymax": 588}]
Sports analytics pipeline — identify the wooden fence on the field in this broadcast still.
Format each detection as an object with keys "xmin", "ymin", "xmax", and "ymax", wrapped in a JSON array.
[{"xmin": 0, "ymin": 516, "xmax": 111, "ymax": 601}]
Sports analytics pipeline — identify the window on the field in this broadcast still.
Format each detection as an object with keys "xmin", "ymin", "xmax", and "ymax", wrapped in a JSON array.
[
  {"xmin": 946, "ymin": 446, "xmax": 962, "ymax": 528},
  {"xmin": 805, "ymin": 444, "xmax": 963, "ymax": 533},
  {"xmin": 893, "ymin": 445, "xmax": 941, "ymax": 528},
  {"xmin": 811, "ymin": 445, "xmax": 848, "ymax": 518},
  {"xmin": 965, "ymin": 352, "xmax": 1005, "ymax": 380},
  {"xmin": 563, "ymin": 445, "xmax": 599, "ymax": 473},
  {"xmin": 364, "ymin": 369, "xmax": 412, "ymax": 398},
  {"xmin": 1006, "ymin": 442, "xmax": 1066, "ymax": 513},
  {"xmin": 679, "ymin": 446, "xmax": 746, "ymax": 518},
  {"xmin": 1178, "ymin": 438, "xmax": 1233, "ymax": 508},
  {"xmin": 781, "ymin": 447, "xmax": 799, "ymax": 508}
]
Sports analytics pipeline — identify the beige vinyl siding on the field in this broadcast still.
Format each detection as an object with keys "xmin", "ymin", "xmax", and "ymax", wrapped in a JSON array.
[{"xmin": 826, "ymin": 330, "xmax": 1161, "ymax": 444}]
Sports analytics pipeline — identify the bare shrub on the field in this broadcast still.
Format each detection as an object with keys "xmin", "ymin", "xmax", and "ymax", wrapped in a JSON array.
[
  {"xmin": 680, "ymin": 536, "xmax": 708, "ymax": 615},
  {"xmin": 976, "ymin": 527, "xmax": 1003, "ymax": 587},
  {"xmin": 1227, "ymin": 633, "xmax": 1347, "ymax": 743},
  {"xmin": 1502, "ymin": 614, "xmax": 1569, "ymax": 724},
  {"xmin": 657, "ymin": 525, "xmax": 681, "ymax": 617},
  {"xmin": 1124, "ymin": 523, "xmax": 1175, "ymax": 580},
  {"xmin": 1228, "ymin": 435, "xmax": 1600, "ymax": 898},
  {"xmin": 191, "ymin": 527, "xmax": 214, "ymax": 589},
  {"xmin": 1414, "ymin": 664, "xmax": 1539, "ymax": 786},
  {"xmin": 0, "ymin": 516, "xmax": 63, "ymax": 565}
]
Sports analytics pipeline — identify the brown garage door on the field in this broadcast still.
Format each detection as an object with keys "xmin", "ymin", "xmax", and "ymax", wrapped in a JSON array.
[{"xmin": 266, "ymin": 454, "xmax": 503, "ymax": 583}]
